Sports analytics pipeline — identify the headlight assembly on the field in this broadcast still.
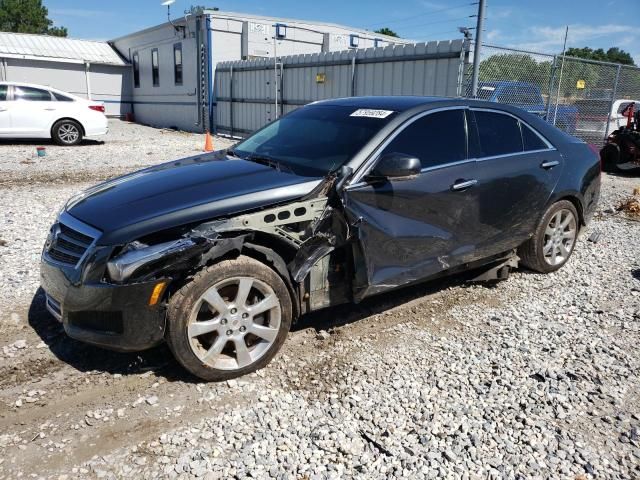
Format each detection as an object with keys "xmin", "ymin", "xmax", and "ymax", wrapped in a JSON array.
[{"xmin": 107, "ymin": 238, "xmax": 198, "ymax": 283}]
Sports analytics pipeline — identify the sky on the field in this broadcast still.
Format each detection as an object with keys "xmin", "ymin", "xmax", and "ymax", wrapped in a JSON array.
[{"xmin": 46, "ymin": 0, "xmax": 640, "ymax": 64}]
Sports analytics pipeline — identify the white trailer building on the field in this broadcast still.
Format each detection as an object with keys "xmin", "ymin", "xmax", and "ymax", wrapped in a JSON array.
[
  {"xmin": 0, "ymin": 32, "xmax": 132, "ymax": 117},
  {"xmin": 111, "ymin": 8, "xmax": 412, "ymax": 132}
]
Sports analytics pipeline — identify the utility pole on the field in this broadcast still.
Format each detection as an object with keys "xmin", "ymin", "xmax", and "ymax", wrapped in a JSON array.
[{"xmin": 470, "ymin": 0, "xmax": 486, "ymax": 97}]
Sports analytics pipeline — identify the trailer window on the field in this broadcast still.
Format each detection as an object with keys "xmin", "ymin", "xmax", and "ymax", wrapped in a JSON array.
[
  {"xmin": 151, "ymin": 49, "xmax": 159, "ymax": 87},
  {"xmin": 174, "ymin": 43, "xmax": 183, "ymax": 86},
  {"xmin": 0, "ymin": 85, "xmax": 7, "ymax": 101},
  {"xmin": 133, "ymin": 52, "xmax": 140, "ymax": 88}
]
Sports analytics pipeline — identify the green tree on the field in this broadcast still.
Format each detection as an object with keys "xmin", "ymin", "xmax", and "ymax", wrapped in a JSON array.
[
  {"xmin": 478, "ymin": 53, "xmax": 554, "ymax": 94},
  {"xmin": 0, "ymin": 0, "xmax": 67, "ymax": 37},
  {"xmin": 374, "ymin": 27, "xmax": 399, "ymax": 38},
  {"xmin": 566, "ymin": 46, "xmax": 635, "ymax": 66}
]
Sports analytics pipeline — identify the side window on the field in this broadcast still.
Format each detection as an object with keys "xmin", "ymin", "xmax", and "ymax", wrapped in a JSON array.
[
  {"xmin": 151, "ymin": 48, "xmax": 159, "ymax": 87},
  {"xmin": 53, "ymin": 92, "xmax": 74, "ymax": 101},
  {"xmin": 381, "ymin": 109, "xmax": 467, "ymax": 169},
  {"xmin": 473, "ymin": 110, "xmax": 523, "ymax": 157},
  {"xmin": 133, "ymin": 52, "xmax": 140, "ymax": 88},
  {"xmin": 521, "ymin": 123, "xmax": 549, "ymax": 151},
  {"xmin": 0, "ymin": 85, "xmax": 7, "ymax": 101},
  {"xmin": 174, "ymin": 43, "xmax": 183, "ymax": 85},
  {"xmin": 14, "ymin": 86, "xmax": 52, "ymax": 101}
]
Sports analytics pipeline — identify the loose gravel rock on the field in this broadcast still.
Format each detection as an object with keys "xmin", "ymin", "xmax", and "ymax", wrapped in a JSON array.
[{"xmin": 0, "ymin": 121, "xmax": 638, "ymax": 479}]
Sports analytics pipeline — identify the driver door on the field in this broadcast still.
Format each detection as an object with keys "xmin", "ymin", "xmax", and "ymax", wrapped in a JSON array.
[{"xmin": 343, "ymin": 108, "xmax": 482, "ymax": 300}]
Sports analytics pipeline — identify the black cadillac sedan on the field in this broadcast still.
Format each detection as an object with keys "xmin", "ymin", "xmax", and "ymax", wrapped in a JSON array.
[{"xmin": 40, "ymin": 97, "xmax": 600, "ymax": 380}]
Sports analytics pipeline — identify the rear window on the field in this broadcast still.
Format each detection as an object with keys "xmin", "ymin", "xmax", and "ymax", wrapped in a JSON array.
[
  {"xmin": 474, "ymin": 110, "xmax": 523, "ymax": 157},
  {"xmin": 617, "ymin": 101, "xmax": 637, "ymax": 114},
  {"xmin": 53, "ymin": 92, "xmax": 74, "ymax": 102},
  {"xmin": 14, "ymin": 86, "xmax": 52, "ymax": 101},
  {"xmin": 0, "ymin": 85, "xmax": 6, "ymax": 101},
  {"xmin": 476, "ymin": 85, "xmax": 496, "ymax": 100},
  {"xmin": 521, "ymin": 123, "xmax": 548, "ymax": 151}
]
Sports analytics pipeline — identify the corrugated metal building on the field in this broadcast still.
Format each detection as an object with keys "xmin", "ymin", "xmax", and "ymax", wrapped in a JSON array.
[
  {"xmin": 0, "ymin": 32, "xmax": 132, "ymax": 117},
  {"xmin": 111, "ymin": 8, "xmax": 413, "ymax": 132}
]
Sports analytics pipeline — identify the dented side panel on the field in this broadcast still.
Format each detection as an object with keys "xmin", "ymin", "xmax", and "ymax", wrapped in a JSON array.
[{"xmin": 343, "ymin": 163, "xmax": 483, "ymax": 299}]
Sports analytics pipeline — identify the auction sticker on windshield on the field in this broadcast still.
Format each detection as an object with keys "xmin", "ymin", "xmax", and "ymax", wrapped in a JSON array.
[{"xmin": 350, "ymin": 109, "xmax": 395, "ymax": 118}]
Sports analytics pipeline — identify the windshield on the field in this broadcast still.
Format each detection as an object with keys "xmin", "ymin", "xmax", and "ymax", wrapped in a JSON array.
[{"xmin": 232, "ymin": 104, "xmax": 398, "ymax": 177}]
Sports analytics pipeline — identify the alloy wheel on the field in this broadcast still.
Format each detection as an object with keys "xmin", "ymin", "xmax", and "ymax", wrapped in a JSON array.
[
  {"xmin": 187, "ymin": 276, "xmax": 282, "ymax": 371},
  {"xmin": 542, "ymin": 208, "xmax": 577, "ymax": 266},
  {"xmin": 58, "ymin": 123, "xmax": 80, "ymax": 144}
]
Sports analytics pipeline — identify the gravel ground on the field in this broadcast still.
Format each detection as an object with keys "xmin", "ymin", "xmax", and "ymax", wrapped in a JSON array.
[
  {"xmin": 0, "ymin": 119, "xmax": 233, "ymax": 187},
  {"xmin": 0, "ymin": 121, "xmax": 639, "ymax": 479}
]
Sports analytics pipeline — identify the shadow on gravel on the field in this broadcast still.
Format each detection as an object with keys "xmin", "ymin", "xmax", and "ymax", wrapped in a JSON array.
[
  {"xmin": 28, "ymin": 288, "xmax": 196, "ymax": 383},
  {"xmin": 0, "ymin": 139, "xmax": 104, "ymax": 147},
  {"xmin": 293, "ymin": 267, "xmax": 503, "ymax": 333},
  {"xmin": 632, "ymin": 269, "xmax": 640, "ymax": 281},
  {"xmin": 28, "ymin": 265, "xmax": 515, "ymax": 380}
]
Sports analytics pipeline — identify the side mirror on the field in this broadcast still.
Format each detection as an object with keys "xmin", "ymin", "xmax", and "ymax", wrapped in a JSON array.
[{"xmin": 367, "ymin": 153, "xmax": 421, "ymax": 181}]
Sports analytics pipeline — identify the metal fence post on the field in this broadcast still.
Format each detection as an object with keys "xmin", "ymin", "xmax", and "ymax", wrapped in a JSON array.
[
  {"xmin": 279, "ymin": 62, "xmax": 284, "ymax": 118},
  {"xmin": 229, "ymin": 65, "xmax": 234, "ymax": 138},
  {"xmin": 350, "ymin": 55, "xmax": 356, "ymax": 97},
  {"xmin": 604, "ymin": 64, "xmax": 622, "ymax": 142},
  {"xmin": 544, "ymin": 55, "xmax": 557, "ymax": 123}
]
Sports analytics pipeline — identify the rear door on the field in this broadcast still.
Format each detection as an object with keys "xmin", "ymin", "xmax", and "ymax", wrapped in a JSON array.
[
  {"xmin": 469, "ymin": 109, "xmax": 563, "ymax": 259},
  {"xmin": 10, "ymin": 85, "xmax": 57, "ymax": 136},
  {"xmin": 0, "ymin": 84, "xmax": 10, "ymax": 133},
  {"xmin": 343, "ymin": 108, "xmax": 482, "ymax": 300}
]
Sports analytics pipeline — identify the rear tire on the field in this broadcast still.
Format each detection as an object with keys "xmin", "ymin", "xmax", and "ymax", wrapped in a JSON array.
[
  {"xmin": 166, "ymin": 256, "xmax": 292, "ymax": 381},
  {"xmin": 519, "ymin": 200, "xmax": 579, "ymax": 273},
  {"xmin": 52, "ymin": 119, "xmax": 83, "ymax": 146}
]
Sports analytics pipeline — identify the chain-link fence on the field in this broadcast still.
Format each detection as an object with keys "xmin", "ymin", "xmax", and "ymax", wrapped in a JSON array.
[{"xmin": 465, "ymin": 44, "xmax": 640, "ymax": 145}]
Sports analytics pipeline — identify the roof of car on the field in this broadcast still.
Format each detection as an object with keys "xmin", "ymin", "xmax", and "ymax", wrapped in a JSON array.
[
  {"xmin": 314, "ymin": 95, "xmax": 533, "ymax": 113},
  {"xmin": 315, "ymin": 96, "xmax": 453, "ymax": 111}
]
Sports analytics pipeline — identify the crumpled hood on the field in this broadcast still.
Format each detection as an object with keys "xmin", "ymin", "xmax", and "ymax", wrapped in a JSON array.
[{"xmin": 66, "ymin": 152, "xmax": 321, "ymax": 245}]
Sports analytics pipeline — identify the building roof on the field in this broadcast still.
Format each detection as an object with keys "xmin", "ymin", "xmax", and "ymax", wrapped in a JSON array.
[
  {"xmin": 111, "ymin": 10, "xmax": 414, "ymax": 44},
  {"xmin": 0, "ymin": 32, "xmax": 127, "ymax": 66},
  {"xmin": 204, "ymin": 10, "xmax": 413, "ymax": 43}
]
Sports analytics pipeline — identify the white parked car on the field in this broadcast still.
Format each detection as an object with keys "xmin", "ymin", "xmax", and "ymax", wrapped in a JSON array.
[{"xmin": 0, "ymin": 81, "xmax": 108, "ymax": 145}]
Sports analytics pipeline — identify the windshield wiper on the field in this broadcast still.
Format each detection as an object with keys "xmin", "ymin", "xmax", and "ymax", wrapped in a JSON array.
[
  {"xmin": 226, "ymin": 148, "xmax": 241, "ymax": 158},
  {"xmin": 245, "ymin": 154, "xmax": 293, "ymax": 173}
]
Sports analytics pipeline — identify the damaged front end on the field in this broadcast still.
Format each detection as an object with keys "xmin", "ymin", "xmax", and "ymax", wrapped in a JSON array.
[
  {"xmin": 105, "ymin": 235, "xmax": 246, "ymax": 284},
  {"xmin": 101, "ymin": 170, "xmax": 358, "ymax": 316}
]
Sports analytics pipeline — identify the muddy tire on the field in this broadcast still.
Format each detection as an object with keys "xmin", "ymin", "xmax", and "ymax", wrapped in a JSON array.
[
  {"xmin": 518, "ymin": 200, "xmax": 579, "ymax": 273},
  {"xmin": 52, "ymin": 119, "xmax": 83, "ymax": 146},
  {"xmin": 166, "ymin": 256, "xmax": 292, "ymax": 381}
]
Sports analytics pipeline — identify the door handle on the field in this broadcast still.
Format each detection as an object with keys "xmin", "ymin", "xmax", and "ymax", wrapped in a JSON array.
[
  {"xmin": 0, "ymin": 107, "xmax": 7, "ymax": 112},
  {"xmin": 44, "ymin": 108, "xmax": 57, "ymax": 111},
  {"xmin": 540, "ymin": 160, "xmax": 560, "ymax": 169},
  {"xmin": 451, "ymin": 179, "xmax": 478, "ymax": 191}
]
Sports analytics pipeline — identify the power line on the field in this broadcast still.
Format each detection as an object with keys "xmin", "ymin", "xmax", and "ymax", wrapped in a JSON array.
[
  {"xmin": 366, "ymin": 2, "xmax": 477, "ymax": 28},
  {"xmin": 394, "ymin": 16, "xmax": 476, "ymax": 34}
]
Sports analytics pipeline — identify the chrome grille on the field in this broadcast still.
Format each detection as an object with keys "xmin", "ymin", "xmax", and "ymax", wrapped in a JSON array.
[{"xmin": 45, "ymin": 212, "xmax": 100, "ymax": 267}]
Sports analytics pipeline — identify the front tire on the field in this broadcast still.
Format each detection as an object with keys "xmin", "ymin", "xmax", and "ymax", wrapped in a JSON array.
[
  {"xmin": 166, "ymin": 256, "xmax": 292, "ymax": 381},
  {"xmin": 52, "ymin": 119, "xmax": 83, "ymax": 146},
  {"xmin": 519, "ymin": 200, "xmax": 579, "ymax": 273}
]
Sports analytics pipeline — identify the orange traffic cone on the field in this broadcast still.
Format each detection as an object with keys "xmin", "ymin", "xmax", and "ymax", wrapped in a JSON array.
[{"xmin": 203, "ymin": 131, "xmax": 214, "ymax": 152}]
